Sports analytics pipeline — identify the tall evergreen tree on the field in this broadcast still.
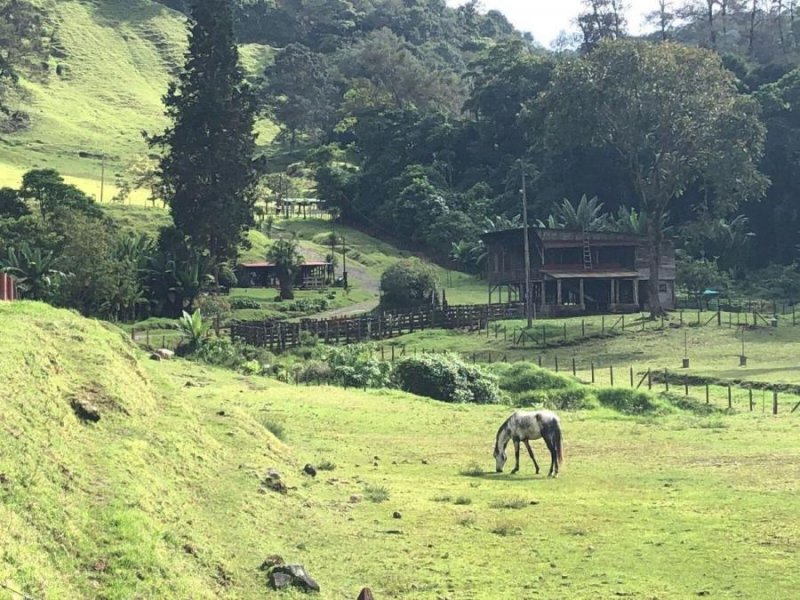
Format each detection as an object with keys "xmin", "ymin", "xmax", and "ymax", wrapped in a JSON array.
[{"xmin": 148, "ymin": 0, "xmax": 260, "ymax": 263}]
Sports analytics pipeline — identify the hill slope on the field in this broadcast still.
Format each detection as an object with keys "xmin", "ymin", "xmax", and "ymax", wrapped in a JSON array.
[
  {"xmin": 0, "ymin": 302, "xmax": 303, "ymax": 598},
  {"xmin": 0, "ymin": 0, "xmax": 276, "ymax": 202}
]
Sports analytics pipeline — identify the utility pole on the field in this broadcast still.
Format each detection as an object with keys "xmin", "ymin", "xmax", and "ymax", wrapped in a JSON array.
[
  {"xmin": 342, "ymin": 233, "xmax": 348, "ymax": 290},
  {"xmin": 100, "ymin": 154, "xmax": 105, "ymax": 203},
  {"xmin": 521, "ymin": 164, "xmax": 533, "ymax": 328}
]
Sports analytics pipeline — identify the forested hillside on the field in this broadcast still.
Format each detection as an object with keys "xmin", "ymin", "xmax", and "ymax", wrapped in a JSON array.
[{"xmin": 3, "ymin": 0, "xmax": 800, "ymax": 310}]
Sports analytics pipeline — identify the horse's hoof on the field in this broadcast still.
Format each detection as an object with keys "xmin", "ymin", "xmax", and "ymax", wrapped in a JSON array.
[{"xmin": 510, "ymin": 468, "xmax": 519, "ymax": 475}]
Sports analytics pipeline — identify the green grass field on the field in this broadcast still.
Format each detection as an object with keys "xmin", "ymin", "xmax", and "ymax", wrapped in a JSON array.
[{"xmin": 2, "ymin": 301, "xmax": 800, "ymax": 599}]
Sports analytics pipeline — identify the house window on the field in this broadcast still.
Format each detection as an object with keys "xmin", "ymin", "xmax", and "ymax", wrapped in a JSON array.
[{"xmin": 659, "ymin": 283, "xmax": 667, "ymax": 293}]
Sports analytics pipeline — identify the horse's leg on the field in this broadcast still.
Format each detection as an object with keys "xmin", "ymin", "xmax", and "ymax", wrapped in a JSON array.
[
  {"xmin": 523, "ymin": 440, "xmax": 540, "ymax": 474},
  {"xmin": 542, "ymin": 435, "xmax": 556, "ymax": 477},
  {"xmin": 510, "ymin": 438, "xmax": 521, "ymax": 474}
]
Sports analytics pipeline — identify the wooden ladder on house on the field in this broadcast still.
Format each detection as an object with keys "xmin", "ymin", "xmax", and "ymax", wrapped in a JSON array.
[{"xmin": 582, "ymin": 227, "xmax": 593, "ymax": 270}]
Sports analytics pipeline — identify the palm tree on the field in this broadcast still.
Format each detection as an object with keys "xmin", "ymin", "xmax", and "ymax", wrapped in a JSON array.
[
  {"xmin": 0, "ymin": 243, "xmax": 63, "ymax": 300},
  {"xmin": 266, "ymin": 236, "xmax": 305, "ymax": 300},
  {"xmin": 544, "ymin": 194, "xmax": 610, "ymax": 231}
]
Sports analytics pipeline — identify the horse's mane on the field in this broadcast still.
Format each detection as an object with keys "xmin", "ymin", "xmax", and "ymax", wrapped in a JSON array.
[{"xmin": 494, "ymin": 414, "xmax": 513, "ymax": 453}]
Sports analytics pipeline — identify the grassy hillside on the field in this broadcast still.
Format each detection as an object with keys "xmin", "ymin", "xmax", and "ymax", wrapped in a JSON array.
[
  {"xmin": 3, "ymin": 301, "xmax": 800, "ymax": 598},
  {"xmin": 0, "ymin": 0, "xmax": 277, "ymax": 203}
]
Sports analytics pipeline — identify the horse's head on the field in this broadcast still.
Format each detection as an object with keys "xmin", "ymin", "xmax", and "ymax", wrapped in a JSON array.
[{"xmin": 493, "ymin": 444, "xmax": 507, "ymax": 473}]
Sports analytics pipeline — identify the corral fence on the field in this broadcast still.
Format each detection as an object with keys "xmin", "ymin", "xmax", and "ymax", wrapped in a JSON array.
[{"xmin": 229, "ymin": 303, "xmax": 524, "ymax": 350}]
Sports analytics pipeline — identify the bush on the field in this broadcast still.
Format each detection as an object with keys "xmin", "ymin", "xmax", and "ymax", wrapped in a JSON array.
[
  {"xmin": 325, "ymin": 344, "xmax": 391, "ymax": 388},
  {"xmin": 379, "ymin": 258, "xmax": 439, "ymax": 310},
  {"xmin": 231, "ymin": 297, "xmax": 262, "ymax": 310},
  {"xmin": 492, "ymin": 362, "xmax": 572, "ymax": 394},
  {"xmin": 595, "ymin": 388, "xmax": 673, "ymax": 415},
  {"xmin": 393, "ymin": 353, "xmax": 501, "ymax": 404},
  {"xmin": 296, "ymin": 359, "xmax": 333, "ymax": 384},
  {"xmin": 191, "ymin": 337, "xmax": 244, "ymax": 369},
  {"xmin": 514, "ymin": 387, "xmax": 597, "ymax": 411}
]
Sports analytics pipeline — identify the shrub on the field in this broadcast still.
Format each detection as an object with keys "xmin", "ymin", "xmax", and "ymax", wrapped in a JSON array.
[
  {"xmin": 493, "ymin": 362, "xmax": 572, "ymax": 394},
  {"xmin": 393, "ymin": 353, "xmax": 501, "ymax": 404},
  {"xmin": 379, "ymin": 258, "xmax": 439, "ymax": 310},
  {"xmin": 231, "ymin": 297, "xmax": 262, "ymax": 310},
  {"xmin": 595, "ymin": 388, "xmax": 673, "ymax": 415},
  {"xmin": 296, "ymin": 359, "xmax": 333, "ymax": 384},
  {"xmin": 324, "ymin": 344, "xmax": 392, "ymax": 389},
  {"xmin": 191, "ymin": 337, "xmax": 244, "ymax": 369},
  {"xmin": 514, "ymin": 387, "xmax": 597, "ymax": 411}
]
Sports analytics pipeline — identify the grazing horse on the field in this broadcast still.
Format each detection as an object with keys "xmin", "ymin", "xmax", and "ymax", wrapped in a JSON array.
[{"xmin": 493, "ymin": 410, "xmax": 564, "ymax": 477}]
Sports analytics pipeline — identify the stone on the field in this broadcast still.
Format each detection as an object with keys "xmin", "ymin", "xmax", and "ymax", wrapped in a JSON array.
[
  {"xmin": 70, "ymin": 398, "xmax": 100, "ymax": 423},
  {"xmin": 303, "ymin": 464, "xmax": 317, "ymax": 477},
  {"xmin": 268, "ymin": 564, "xmax": 320, "ymax": 593},
  {"xmin": 267, "ymin": 468, "xmax": 282, "ymax": 480},
  {"xmin": 393, "ymin": 511, "xmax": 402, "ymax": 519}
]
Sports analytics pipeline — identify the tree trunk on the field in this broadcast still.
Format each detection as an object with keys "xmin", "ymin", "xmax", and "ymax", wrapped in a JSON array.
[
  {"xmin": 647, "ymin": 213, "xmax": 665, "ymax": 318},
  {"xmin": 279, "ymin": 276, "xmax": 294, "ymax": 300}
]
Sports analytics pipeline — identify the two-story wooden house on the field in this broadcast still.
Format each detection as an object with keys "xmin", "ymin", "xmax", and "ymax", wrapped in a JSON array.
[{"xmin": 482, "ymin": 228, "xmax": 675, "ymax": 315}]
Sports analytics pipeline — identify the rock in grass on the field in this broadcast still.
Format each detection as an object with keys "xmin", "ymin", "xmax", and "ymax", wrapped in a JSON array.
[
  {"xmin": 268, "ymin": 564, "xmax": 320, "ymax": 592},
  {"xmin": 303, "ymin": 464, "xmax": 317, "ymax": 477},
  {"xmin": 70, "ymin": 398, "xmax": 100, "ymax": 423}
]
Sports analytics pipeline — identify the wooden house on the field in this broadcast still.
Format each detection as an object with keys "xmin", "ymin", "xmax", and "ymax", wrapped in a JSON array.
[
  {"xmin": 481, "ymin": 228, "xmax": 675, "ymax": 315},
  {"xmin": 1, "ymin": 273, "xmax": 18, "ymax": 301},
  {"xmin": 237, "ymin": 261, "xmax": 333, "ymax": 290}
]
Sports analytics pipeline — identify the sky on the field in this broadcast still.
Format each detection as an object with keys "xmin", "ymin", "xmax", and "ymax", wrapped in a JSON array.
[{"xmin": 447, "ymin": 1, "xmax": 654, "ymax": 47}]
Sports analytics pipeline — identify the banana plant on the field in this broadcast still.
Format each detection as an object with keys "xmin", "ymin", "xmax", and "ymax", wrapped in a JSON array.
[{"xmin": 0, "ymin": 242, "xmax": 64, "ymax": 300}]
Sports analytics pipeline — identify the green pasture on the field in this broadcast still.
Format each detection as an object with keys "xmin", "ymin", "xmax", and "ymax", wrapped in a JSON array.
[{"xmin": 2, "ymin": 301, "xmax": 799, "ymax": 599}]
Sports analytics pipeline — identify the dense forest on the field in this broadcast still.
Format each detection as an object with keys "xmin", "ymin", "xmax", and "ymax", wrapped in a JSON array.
[
  {"xmin": 233, "ymin": 0, "xmax": 800, "ymax": 301},
  {"xmin": 3, "ymin": 0, "xmax": 800, "ymax": 320}
]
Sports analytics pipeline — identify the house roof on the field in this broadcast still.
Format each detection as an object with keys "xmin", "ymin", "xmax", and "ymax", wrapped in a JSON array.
[
  {"xmin": 239, "ymin": 261, "xmax": 330, "ymax": 269},
  {"xmin": 481, "ymin": 227, "xmax": 644, "ymax": 246},
  {"xmin": 541, "ymin": 268, "xmax": 641, "ymax": 279}
]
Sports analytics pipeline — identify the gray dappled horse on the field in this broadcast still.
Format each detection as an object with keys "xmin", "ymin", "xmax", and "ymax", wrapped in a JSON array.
[{"xmin": 493, "ymin": 410, "xmax": 564, "ymax": 477}]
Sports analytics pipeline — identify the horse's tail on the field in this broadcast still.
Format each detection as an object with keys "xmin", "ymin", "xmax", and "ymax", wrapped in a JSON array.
[{"xmin": 553, "ymin": 419, "xmax": 564, "ymax": 465}]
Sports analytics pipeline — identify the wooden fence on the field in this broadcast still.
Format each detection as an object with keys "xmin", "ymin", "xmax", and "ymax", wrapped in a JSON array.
[{"xmin": 230, "ymin": 303, "xmax": 524, "ymax": 350}]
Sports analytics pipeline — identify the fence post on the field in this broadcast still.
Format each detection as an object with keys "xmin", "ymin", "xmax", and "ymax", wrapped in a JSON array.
[
  {"xmin": 684, "ymin": 376, "xmax": 688, "ymax": 396},
  {"xmin": 630, "ymin": 366, "xmax": 634, "ymax": 387},
  {"xmin": 582, "ymin": 320, "xmax": 585, "ymax": 337},
  {"xmin": 563, "ymin": 323, "xmax": 567, "ymax": 341},
  {"xmin": 705, "ymin": 384, "xmax": 709, "ymax": 404},
  {"xmin": 572, "ymin": 357, "xmax": 577, "ymax": 376},
  {"xmin": 728, "ymin": 385, "xmax": 732, "ymax": 409},
  {"xmin": 773, "ymin": 391, "xmax": 778, "ymax": 415},
  {"xmin": 664, "ymin": 368, "xmax": 669, "ymax": 392},
  {"xmin": 391, "ymin": 345, "xmax": 395, "ymax": 362},
  {"xmin": 610, "ymin": 365, "xmax": 614, "ymax": 386},
  {"xmin": 555, "ymin": 356, "xmax": 559, "ymax": 372},
  {"xmin": 749, "ymin": 388, "xmax": 753, "ymax": 411},
  {"xmin": 591, "ymin": 361, "xmax": 595, "ymax": 384},
  {"xmin": 647, "ymin": 369, "xmax": 652, "ymax": 390},
  {"xmin": 622, "ymin": 315, "xmax": 625, "ymax": 331},
  {"xmin": 381, "ymin": 346, "xmax": 385, "ymax": 361},
  {"xmin": 538, "ymin": 355, "xmax": 542, "ymax": 367},
  {"xmin": 717, "ymin": 310, "xmax": 721, "ymax": 326},
  {"xmin": 680, "ymin": 311, "xmax": 683, "ymax": 325},
  {"xmin": 601, "ymin": 316, "xmax": 605, "ymax": 335}
]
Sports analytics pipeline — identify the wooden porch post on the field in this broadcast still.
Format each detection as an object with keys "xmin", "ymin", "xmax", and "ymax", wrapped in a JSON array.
[{"xmin": 610, "ymin": 279, "xmax": 615, "ymax": 307}]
